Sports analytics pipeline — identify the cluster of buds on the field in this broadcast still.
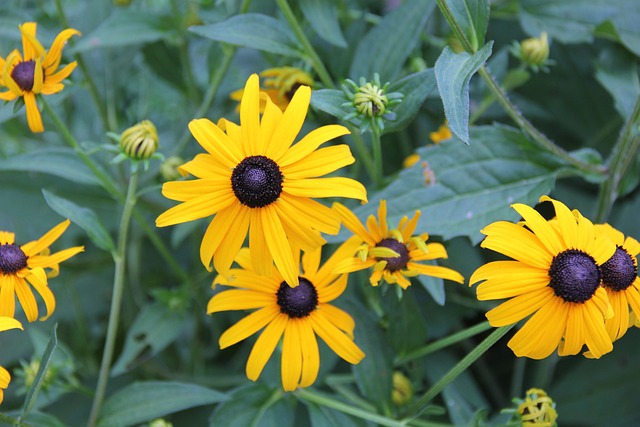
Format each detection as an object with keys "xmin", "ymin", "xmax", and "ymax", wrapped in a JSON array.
[{"xmin": 342, "ymin": 73, "xmax": 403, "ymax": 134}]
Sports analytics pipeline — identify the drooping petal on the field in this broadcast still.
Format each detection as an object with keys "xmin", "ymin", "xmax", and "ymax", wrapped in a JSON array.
[
  {"xmin": 409, "ymin": 242, "xmax": 447, "ymax": 261},
  {"xmin": 332, "ymin": 202, "xmax": 376, "ymax": 246},
  {"xmin": 262, "ymin": 206, "xmax": 298, "ymax": 287},
  {"xmin": 319, "ymin": 304, "xmax": 355, "ymax": 337},
  {"xmin": 298, "ymin": 319, "xmax": 320, "ymax": 388},
  {"xmin": 273, "ymin": 202, "xmax": 326, "ymax": 252},
  {"xmin": 19, "ymin": 23, "xmax": 45, "ymax": 61},
  {"xmin": 281, "ymin": 320, "xmax": 303, "ymax": 391},
  {"xmin": 199, "ymin": 203, "xmax": 244, "ymax": 270},
  {"xmin": 212, "ymin": 205, "xmax": 250, "ymax": 277},
  {"xmin": 44, "ymin": 28, "xmax": 81, "ymax": 72},
  {"xmin": 14, "ymin": 275, "xmax": 38, "ymax": 322},
  {"xmin": 23, "ymin": 267, "xmax": 55, "ymax": 321},
  {"xmin": 24, "ymin": 91, "xmax": 44, "ymax": 133},
  {"xmin": 246, "ymin": 313, "xmax": 288, "ymax": 381},
  {"xmin": 249, "ymin": 209, "xmax": 273, "ymax": 276},
  {"xmin": 582, "ymin": 300, "xmax": 613, "ymax": 358},
  {"xmin": 310, "ymin": 311, "xmax": 364, "ymax": 365}
]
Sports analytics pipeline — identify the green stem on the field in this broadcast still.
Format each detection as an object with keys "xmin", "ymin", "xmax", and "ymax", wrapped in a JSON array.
[
  {"xmin": 296, "ymin": 389, "xmax": 452, "ymax": 427},
  {"xmin": 595, "ymin": 95, "xmax": 640, "ymax": 222},
  {"xmin": 87, "ymin": 170, "xmax": 139, "ymax": 427},
  {"xmin": 347, "ymin": 126, "xmax": 378, "ymax": 186},
  {"xmin": 435, "ymin": 0, "xmax": 475, "ymax": 53},
  {"xmin": 395, "ymin": 321, "xmax": 493, "ymax": 365},
  {"xmin": 276, "ymin": 0, "xmax": 335, "ymax": 88},
  {"xmin": 401, "ymin": 324, "xmax": 515, "ymax": 419},
  {"xmin": 53, "ymin": 0, "xmax": 111, "ymax": 131},
  {"xmin": 371, "ymin": 130, "xmax": 384, "ymax": 188}
]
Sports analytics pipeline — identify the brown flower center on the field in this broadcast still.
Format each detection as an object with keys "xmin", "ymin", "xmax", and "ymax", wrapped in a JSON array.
[
  {"xmin": 376, "ymin": 238, "xmax": 409, "ymax": 271},
  {"xmin": 0, "ymin": 244, "xmax": 28, "ymax": 274},
  {"xmin": 11, "ymin": 60, "xmax": 36, "ymax": 91}
]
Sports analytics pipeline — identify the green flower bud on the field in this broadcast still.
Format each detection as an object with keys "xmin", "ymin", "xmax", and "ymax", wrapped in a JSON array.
[
  {"xmin": 160, "ymin": 156, "xmax": 185, "ymax": 182},
  {"xmin": 521, "ymin": 32, "xmax": 550, "ymax": 67},
  {"xmin": 148, "ymin": 419, "xmax": 173, "ymax": 427},
  {"xmin": 391, "ymin": 371, "xmax": 413, "ymax": 406},
  {"xmin": 120, "ymin": 120, "xmax": 158, "ymax": 160},
  {"xmin": 342, "ymin": 74, "xmax": 403, "ymax": 134},
  {"xmin": 354, "ymin": 82, "xmax": 388, "ymax": 117}
]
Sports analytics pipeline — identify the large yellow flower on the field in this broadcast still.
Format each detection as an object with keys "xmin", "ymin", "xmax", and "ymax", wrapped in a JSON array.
[
  {"xmin": 208, "ymin": 240, "xmax": 365, "ymax": 392},
  {"xmin": 470, "ymin": 196, "xmax": 616, "ymax": 359},
  {"xmin": 0, "ymin": 22, "xmax": 80, "ymax": 133},
  {"xmin": 332, "ymin": 200, "xmax": 464, "ymax": 289},
  {"xmin": 156, "ymin": 74, "xmax": 366, "ymax": 287},
  {"xmin": 0, "ymin": 220, "xmax": 84, "ymax": 322},
  {"xmin": 594, "ymin": 223, "xmax": 640, "ymax": 342},
  {"xmin": 0, "ymin": 316, "xmax": 23, "ymax": 405}
]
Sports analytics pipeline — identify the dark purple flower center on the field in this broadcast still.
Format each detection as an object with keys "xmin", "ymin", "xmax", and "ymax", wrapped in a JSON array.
[
  {"xmin": 11, "ymin": 60, "xmax": 36, "ymax": 91},
  {"xmin": 0, "ymin": 244, "xmax": 28, "ymax": 274},
  {"xmin": 548, "ymin": 249, "xmax": 600, "ymax": 303},
  {"xmin": 231, "ymin": 155, "xmax": 283, "ymax": 208},
  {"xmin": 276, "ymin": 277, "xmax": 318, "ymax": 318},
  {"xmin": 601, "ymin": 246, "xmax": 637, "ymax": 292},
  {"xmin": 375, "ymin": 238, "xmax": 409, "ymax": 272}
]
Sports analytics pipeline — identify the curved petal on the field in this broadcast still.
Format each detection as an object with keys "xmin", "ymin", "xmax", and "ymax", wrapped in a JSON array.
[
  {"xmin": 207, "ymin": 289, "xmax": 273, "ymax": 313},
  {"xmin": 480, "ymin": 221, "xmax": 553, "ymax": 269},
  {"xmin": 280, "ymin": 195, "xmax": 340, "ymax": 236},
  {"xmin": 2, "ymin": 51, "xmax": 23, "ymax": 97},
  {"xmin": 218, "ymin": 305, "xmax": 280, "ymax": 350},
  {"xmin": 284, "ymin": 177, "xmax": 367, "ymax": 202},
  {"xmin": 43, "ymin": 61, "xmax": 77, "ymax": 86},
  {"xmin": 32, "ymin": 56, "xmax": 43, "ymax": 93},
  {"xmin": 281, "ymin": 145, "xmax": 355, "ymax": 180},
  {"xmin": 333, "ymin": 202, "xmax": 375, "ymax": 246},
  {"xmin": 604, "ymin": 289, "xmax": 628, "ymax": 341},
  {"xmin": 188, "ymin": 119, "xmax": 243, "ymax": 168},
  {"xmin": 0, "ymin": 316, "xmax": 23, "ymax": 332},
  {"xmin": 23, "ymin": 91, "xmax": 43, "ymax": 133},
  {"xmin": 262, "ymin": 206, "xmax": 299, "ymax": 287},
  {"xmin": 302, "ymin": 246, "xmax": 321, "ymax": 279},
  {"xmin": 27, "ymin": 246, "xmax": 83, "ymax": 269},
  {"xmin": 405, "ymin": 262, "xmax": 464, "ymax": 283},
  {"xmin": 583, "ymin": 300, "xmax": 613, "ymax": 358},
  {"xmin": 20, "ymin": 23, "xmax": 45, "ymax": 61},
  {"xmin": 156, "ymin": 190, "xmax": 236, "ymax": 227},
  {"xmin": 333, "ymin": 257, "xmax": 376, "ymax": 274},
  {"xmin": 511, "ymin": 202, "xmax": 563, "ymax": 255},
  {"xmin": 281, "ymin": 319, "xmax": 303, "ymax": 391},
  {"xmin": 265, "ymin": 84, "xmax": 311, "ymax": 161},
  {"xmin": 0, "ymin": 232, "xmax": 15, "ymax": 245},
  {"xmin": 319, "ymin": 304, "xmax": 355, "ymax": 337},
  {"xmin": 249, "ymin": 209, "xmax": 273, "ymax": 276},
  {"xmin": 178, "ymin": 153, "xmax": 231, "ymax": 179},
  {"xmin": 246, "ymin": 313, "xmax": 288, "ymax": 381},
  {"xmin": 298, "ymin": 319, "xmax": 320, "ymax": 388},
  {"xmin": 409, "ymin": 242, "xmax": 448, "ymax": 261},
  {"xmin": 471, "ymin": 261, "xmax": 549, "ymax": 299},
  {"xmin": 540, "ymin": 196, "xmax": 579, "ymax": 249},
  {"xmin": 14, "ymin": 274, "xmax": 38, "ymax": 322},
  {"xmin": 278, "ymin": 125, "xmax": 350, "ymax": 166},
  {"xmin": 317, "ymin": 274, "xmax": 348, "ymax": 304},
  {"xmin": 23, "ymin": 267, "xmax": 55, "ymax": 321},
  {"xmin": 44, "ymin": 28, "xmax": 81, "ymax": 72},
  {"xmin": 273, "ymin": 202, "xmax": 326, "ymax": 252},
  {"xmin": 21, "ymin": 219, "xmax": 69, "ymax": 257},
  {"xmin": 212, "ymin": 204, "xmax": 251, "ymax": 276},
  {"xmin": 309, "ymin": 310, "xmax": 364, "ymax": 364},
  {"xmin": 314, "ymin": 236, "xmax": 361, "ymax": 287},
  {"xmin": 199, "ymin": 202, "xmax": 243, "ymax": 271},
  {"xmin": 485, "ymin": 287, "xmax": 555, "ymax": 326},
  {"xmin": 0, "ymin": 90, "xmax": 18, "ymax": 101}
]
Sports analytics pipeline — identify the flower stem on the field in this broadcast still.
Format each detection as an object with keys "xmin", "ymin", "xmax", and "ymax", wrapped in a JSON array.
[
  {"xmin": 87, "ymin": 170, "xmax": 139, "ymax": 427},
  {"xmin": 401, "ymin": 324, "xmax": 515, "ymax": 419},
  {"xmin": 595, "ymin": 95, "xmax": 640, "ymax": 222},
  {"xmin": 371, "ymin": 129, "xmax": 384, "ymax": 188},
  {"xmin": 276, "ymin": 0, "xmax": 335, "ymax": 89},
  {"xmin": 395, "ymin": 321, "xmax": 493, "ymax": 365}
]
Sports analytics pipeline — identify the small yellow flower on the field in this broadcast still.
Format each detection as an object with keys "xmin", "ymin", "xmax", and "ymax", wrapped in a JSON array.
[
  {"xmin": 429, "ymin": 122, "xmax": 452, "ymax": 144},
  {"xmin": 402, "ymin": 153, "xmax": 420, "ymax": 169},
  {"xmin": 120, "ymin": 120, "xmax": 159, "ymax": 160},
  {"xmin": 0, "ymin": 317, "xmax": 23, "ymax": 405},
  {"xmin": 517, "ymin": 388, "xmax": 558, "ymax": 427},
  {"xmin": 0, "ymin": 22, "xmax": 80, "ymax": 132}
]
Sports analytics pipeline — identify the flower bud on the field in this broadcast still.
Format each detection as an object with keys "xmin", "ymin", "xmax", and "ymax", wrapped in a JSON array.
[
  {"xmin": 148, "ymin": 419, "xmax": 173, "ymax": 427},
  {"xmin": 120, "ymin": 120, "xmax": 159, "ymax": 160},
  {"xmin": 516, "ymin": 388, "xmax": 558, "ymax": 427},
  {"xmin": 160, "ymin": 156, "xmax": 185, "ymax": 182},
  {"xmin": 342, "ymin": 74, "xmax": 403, "ymax": 134},
  {"xmin": 391, "ymin": 371, "xmax": 413, "ymax": 406},
  {"xmin": 521, "ymin": 32, "xmax": 549, "ymax": 67}
]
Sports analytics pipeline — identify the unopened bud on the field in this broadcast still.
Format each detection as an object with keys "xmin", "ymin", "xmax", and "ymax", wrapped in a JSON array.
[
  {"xmin": 120, "ymin": 120, "xmax": 158, "ymax": 160},
  {"xmin": 391, "ymin": 371, "xmax": 413, "ymax": 406},
  {"xmin": 160, "ymin": 156, "xmax": 184, "ymax": 182},
  {"xmin": 517, "ymin": 388, "xmax": 558, "ymax": 427},
  {"xmin": 520, "ymin": 32, "xmax": 549, "ymax": 67}
]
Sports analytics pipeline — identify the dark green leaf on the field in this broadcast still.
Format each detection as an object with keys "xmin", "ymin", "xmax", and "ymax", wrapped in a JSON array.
[
  {"xmin": 98, "ymin": 381, "xmax": 228, "ymax": 427},
  {"xmin": 111, "ymin": 303, "xmax": 190, "ymax": 375},
  {"xmin": 0, "ymin": 148, "xmax": 101, "ymax": 186},
  {"xmin": 303, "ymin": 400, "xmax": 366, "ymax": 427},
  {"xmin": 142, "ymin": 41, "xmax": 188, "ymax": 91},
  {"xmin": 444, "ymin": 0, "xmax": 490, "ymax": 51},
  {"xmin": 300, "ymin": 0, "xmax": 347, "ymax": 48},
  {"xmin": 189, "ymin": 14, "xmax": 302, "ymax": 58},
  {"xmin": 42, "ymin": 190, "xmax": 115, "ymax": 252},
  {"xmin": 349, "ymin": 0, "xmax": 436, "ymax": 81},
  {"xmin": 352, "ymin": 125, "xmax": 571, "ymax": 244},
  {"xmin": 594, "ymin": 46, "xmax": 640, "ymax": 120},
  {"xmin": 209, "ymin": 384, "xmax": 295, "ymax": 427},
  {"xmin": 309, "ymin": 89, "xmax": 351, "ymax": 119},
  {"xmin": 417, "ymin": 271, "xmax": 446, "ymax": 306},
  {"xmin": 69, "ymin": 10, "xmax": 175, "ymax": 53},
  {"xmin": 434, "ymin": 43, "xmax": 493, "ymax": 144},
  {"xmin": 384, "ymin": 291, "xmax": 428, "ymax": 356},
  {"xmin": 384, "ymin": 69, "xmax": 438, "ymax": 134}
]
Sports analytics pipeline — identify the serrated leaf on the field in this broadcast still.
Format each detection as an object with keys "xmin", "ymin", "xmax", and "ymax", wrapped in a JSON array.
[
  {"xmin": 384, "ymin": 69, "xmax": 438, "ymax": 134},
  {"xmin": 351, "ymin": 125, "xmax": 571, "ymax": 245},
  {"xmin": 208, "ymin": 384, "xmax": 294, "ymax": 427},
  {"xmin": 310, "ymin": 89, "xmax": 350, "ymax": 119},
  {"xmin": 349, "ymin": 0, "xmax": 436, "ymax": 81},
  {"xmin": 443, "ymin": 0, "xmax": 490, "ymax": 51},
  {"xmin": 0, "ymin": 148, "xmax": 101, "ymax": 186},
  {"xmin": 300, "ymin": 0, "xmax": 347, "ymax": 48},
  {"xmin": 42, "ymin": 190, "xmax": 115, "ymax": 252},
  {"xmin": 189, "ymin": 14, "xmax": 302, "ymax": 58},
  {"xmin": 98, "ymin": 381, "xmax": 228, "ymax": 427},
  {"xmin": 434, "ymin": 43, "xmax": 493, "ymax": 144},
  {"xmin": 111, "ymin": 303, "xmax": 189, "ymax": 376},
  {"xmin": 69, "ymin": 10, "xmax": 174, "ymax": 53},
  {"xmin": 594, "ymin": 46, "xmax": 640, "ymax": 120}
]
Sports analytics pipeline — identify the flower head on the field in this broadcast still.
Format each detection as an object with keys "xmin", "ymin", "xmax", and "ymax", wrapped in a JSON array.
[
  {"xmin": 332, "ymin": 200, "xmax": 464, "ymax": 289},
  {"xmin": 0, "ymin": 220, "xmax": 84, "ymax": 322},
  {"xmin": 470, "ymin": 196, "xmax": 617, "ymax": 359},
  {"xmin": 208, "ymin": 240, "xmax": 365, "ymax": 391},
  {"xmin": 156, "ymin": 74, "xmax": 367, "ymax": 287},
  {"xmin": 0, "ymin": 316, "xmax": 23, "ymax": 405},
  {"xmin": 516, "ymin": 388, "xmax": 558, "ymax": 427},
  {"xmin": 230, "ymin": 67, "xmax": 314, "ymax": 112},
  {"xmin": 342, "ymin": 74, "xmax": 403, "ymax": 134},
  {"xmin": 0, "ymin": 22, "xmax": 80, "ymax": 132}
]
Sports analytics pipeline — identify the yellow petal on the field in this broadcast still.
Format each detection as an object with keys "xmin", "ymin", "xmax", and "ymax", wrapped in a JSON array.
[
  {"xmin": 480, "ymin": 221, "xmax": 553, "ymax": 269},
  {"xmin": 319, "ymin": 304, "xmax": 355, "ymax": 337},
  {"xmin": 23, "ymin": 267, "xmax": 55, "ymax": 321},
  {"xmin": 19, "ymin": 22, "xmax": 45, "ymax": 61},
  {"xmin": 14, "ymin": 274, "xmax": 38, "ymax": 322},
  {"xmin": 333, "ymin": 257, "xmax": 376, "ymax": 274},
  {"xmin": 20, "ymin": 219, "xmax": 69, "ymax": 258},
  {"xmin": 0, "ymin": 316, "xmax": 23, "ymax": 333},
  {"xmin": 405, "ymin": 262, "xmax": 464, "ymax": 284},
  {"xmin": 559, "ymin": 306, "xmax": 585, "ymax": 356},
  {"xmin": 260, "ymin": 95, "xmax": 283, "ymax": 148},
  {"xmin": 485, "ymin": 287, "xmax": 554, "ymax": 326},
  {"xmin": 24, "ymin": 91, "xmax": 44, "ymax": 133},
  {"xmin": 161, "ymin": 179, "xmax": 231, "ymax": 202},
  {"xmin": 199, "ymin": 203, "xmax": 242, "ymax": 271},
  {"xmin": 240, "ymin": 74, "xmax": 261, "ymax": 156},
  {"xmin": 218, "ymin": 305, "xmax": 280, "ymax": 350},
  {"xmin": 249, "ymin": 209, "xmax": 273, "ymax": 276},
  {"xmin": 281, "ymin": 320, "xmax": 303, "ymax": 391},
  {"xmin": 511, "ymin": 202, "xmax": 563, "ymax": 255},
  {"xmin": 310, "ymin": 311, "xmax": 364, "ymax": 364},
  {"xmin": 0, "ymin": 275, "xmax": 16, "ymax": 318},
  {"xmin": 27, "ymin": 246, "xmax": 83, "ymax": 269},
  {"xmin": 471, "ymin": 261, "xmax": 549, "ymax": 299},
  {"xmin": 156, "ymin": 190, "xmax": 236, "ymax": 227},
  {"xmin": 314, "ymin": 235, "xmax": 361, "ymax": 287},
  {"xmin": 284, "ymin": 177, "xmax": 367, "ymax": 202},
  {"xmin": 582, "ymin": 300, "xmax": 613, "ymax": 358},
  {"xmin": 44, "ymin": 28, "xmax": 81, "ymax": 72},
  {"xmin": 333, "ymin": 202, "xmax": 376, "ymax": 246},
  {"xmin": 317, "ymin": 274, "xmax": 348, "ymax": 304},
  {"xmin": 298, "ymin": 319, "xmax": 320, "ymax": 388},
  {"xmin": 279, "ymin": 195, "xmax": 341, "ymax": 236},
  {"xmin": 246, "ymin": 313, "xmax": 288, "ymax": 380},
  {"xmin": 42, "ymin": 61, "xmax": 76, "ymax": 86},
  {"xmin": 188, "ymin": 118, "xmax": 243, "ymax": 168},
  {"xmin": 278, "ymin": 124, "xmax": 350, "ymax": 166},
  {"xmin": 274, "ymin": 202, "xmax": 326, "ymax": 252},
  {"xmin": 265, "ymin": 84, "xmax": 311, "ymax": 161},
  {"xmin": 212, "ymin": 205, "xmax": 250, "ymax": 277},
  {"xmin": 178, "ymin": 153, "xmax": 231, "ymax": 179},
  {"xmin": 302, "ymin": 246, "xmax": 322, "ymax": 279},
  {"xmin": 262, "ymin": 206, "xmax": 299, "ymax": 287},
  {"xmin": 207, "ymin": 290, "xmax": 273, "ymax": 313},
  {"xmin": 281, "ymin": 145, "xmax": 355, "ymax": 179},
  {"xmin": 541, "ymin": 196, "xmax": 579, "ymax": 249}
]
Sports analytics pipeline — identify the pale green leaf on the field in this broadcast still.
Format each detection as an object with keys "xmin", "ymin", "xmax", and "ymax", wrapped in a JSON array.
[
  {"xmin": 384, "ymin": 69, "xmax": 438, "ymax": 134},
  {"xmin": 300, "ymin": 0, "xmax": 347, "ymax": 48},
  {"xmin": 310, "ymin": 89, "xmax": 350, "ymax": 118},
  {"xmin": 434, "ymin": 43, "xmax": 493, "ymax": 144}
]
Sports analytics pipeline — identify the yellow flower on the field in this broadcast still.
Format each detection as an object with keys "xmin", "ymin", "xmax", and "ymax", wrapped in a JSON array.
[
  {"xmin": 470, "ymin": 196, "xmax": 616, "ymax": 359},
  {"xmin": 208, "ymin": 240, "xmax": 365, "ymax": 391},
  {"xmin": 230, "ymin": 67, "xmax": 314, "ymax": 112},
  {"xmin": 332, "ymin": 200, "xmax": 464, "ymax": 289},
  {"xmin": 517, "ymin": 388, "xmax": 558, "ymax": 427},
  {"xmin": 594, "ymin": 223, "xmax": 640, "ymax": 342},
  {"xmin": 156, "ymin": 74, "xmax": 367, "ymax": 287},
  {"xmin": 0, "ymin": 22, "xmax": 80, "ymax": 133},
  {"xmin": 429, "ymin": 122, "xmax": 452, "ymax": 144},
  {"xmin": 0, "ymin": 316, "xmax": 23, "ymax": 405},
  {"xmin": 402, "ymin": 153, "xmax": 420, "ymax": 169},
  {"xmin": 0, "ymin": 220, "xmax": 84, "ymax": 321}
]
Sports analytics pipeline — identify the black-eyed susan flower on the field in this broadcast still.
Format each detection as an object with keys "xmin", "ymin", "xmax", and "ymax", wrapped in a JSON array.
[
  {"xmin": 156, "ymin": 74, "xmax": 367, "ymax": 287},
  {"xmin": 208, "ymin": 240, "xmax": 365, "ymax": 392},
  {"xmin": 230, "ymin": 67, "xmax": 314, "ymax": 112},
  {"xmin": 0, "ymin": 22, "xmax": 80, "ymax": 133},
  {"xmin": 470, "ymin": 196, "xmax": 616, "ymax": 359},
  {"xmin": 0, "ymin": 220, "xmax": 84, "ymax": 322},
  {"xmin": 515, "ymin": 388, "xmax": 558, "ymax": 427},
  {"xmin": 332, "ymin": 200, "xmax": 464, "ymax": 289},
  {"xmin": 0, "ymin": 316, "xmax": 23, "ymax": 405},
  {"xmin": 594, "ymin": 224, "xmax": 640, "ymax": 342}
]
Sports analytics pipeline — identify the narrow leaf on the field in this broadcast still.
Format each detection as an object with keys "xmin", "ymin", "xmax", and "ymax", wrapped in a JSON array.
[
  {"xmin": 189, "ymin": 14, "xmax": 302, "ymax": 58},
  {"xmin": 98, "ymin": 381, "xmax": 228, "ymax": 427},
  {"xmin": 42, "ymin": 190, "xmax": 115, "ymax": 253},
  {"xmin": 350, "ymin": 0, "xmax": 436, "ymax": 81},
  {"xmin": 300, "ymin": 0, "xmax": 347, "ymax": 48},
  {"xmin": 434, "ymin": 42, "xmax": 493, "ymax": 144}
]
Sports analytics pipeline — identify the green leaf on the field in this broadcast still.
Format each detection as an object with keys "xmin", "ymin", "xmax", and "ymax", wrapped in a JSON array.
[
  {"xmin": 69, "ymin": 10, "xmax": 175, "ymax": 53},
  {"xmin": 417, "ymin": 271, "xmax": 446, "ymax": 306},
  {"xmin": 42, "ymin": 190, "xmax": 115, "ymax": 253},
  {"xmin": 98, "ymin": 381, "xmax": 227, "ymax": 427},
  {"xmin": 349, "ymin": 0, "xmax": 436, "ymax": 81},
  {"xmin": 20, "ymin": 324, "xmax": 58, "ymax": 424},
  {"xmin": 0, "ymin": 148, "xmax": 101, "ymax": 186},
  {"xmin": 111, "ymin": 303, "xmax": 190, "ymax": 376},
  {"xmin": 303, "ymin": 400, "xmax": 365, "ymax": 427},
  {"xmin": 384, "ymin": 69, "xmax": 438, "ymax": 134},
  {"xmin": 594, "ymin": 46, "xmax": 640, "ymax": 120},
  {"xmin": 443, "ymin": 0, "xmax": 490, "ymax": 51},
  {"xmin": 189, "ymin": 14, "xmax": 302, "ymax": 58},
  {"xmin": 300, "ymin": 0, "xmax": 347, "ymax": 48},
  {"xmin": 142, "ymin": 41, "xmax": 188, "ymax": 91},
  {"xmin": 351, "ymin": 125, "xmax": 571, "ymax": 244},
  {"xmin": 309, "ymin": 89, "xmax": 351, "ymax": 119},
  {"xmin": 434, "ymin": 43, "xmax": 493, "ymax": 144},
  {"xmin": 384, "ymin": 291, "xmax": 428, "ymax": 356},
  {"xmin": 208, "ymin": 384, "xmax": 294, "ymax": 427}
]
